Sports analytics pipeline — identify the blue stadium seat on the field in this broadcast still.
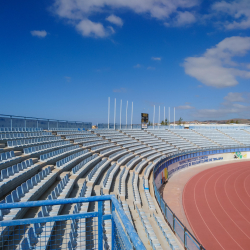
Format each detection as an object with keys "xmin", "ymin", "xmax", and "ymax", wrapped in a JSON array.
[
  {"xmin": 21, "ymin": 238, "xmax": 30, "ymax": 250},
  {"xmin": 34, "ymin": 222, "xmax": 43, "ymax": 235},
  {"xmin": 28, "ymin": 227, "xmax": 38, "ymax": 246}
]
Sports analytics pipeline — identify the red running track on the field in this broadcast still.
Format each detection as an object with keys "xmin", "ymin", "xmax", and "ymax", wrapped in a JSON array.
[{"xmin": 183, "ymin": 161, "xmax": 250, "ymax": 250}]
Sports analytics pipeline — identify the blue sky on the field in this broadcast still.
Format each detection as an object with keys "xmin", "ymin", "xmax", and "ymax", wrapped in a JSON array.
[{"xmin": 1, "ymin": 0, "xmax": 250, "ymax": 124}]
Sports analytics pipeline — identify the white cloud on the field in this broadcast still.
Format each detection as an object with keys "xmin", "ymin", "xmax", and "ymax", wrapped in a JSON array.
[
  {"xmin": 51, "ymin": 0, "xmax": 200, "ymax": 38},
  {"xmin": 64, "ymin": 76, "xmax": 71, "ymax": 82},
  {"xmin": 224, "ymin": 92, "xmax": 245, "ymax": 102},
  {"xmin": 52, "ymin": 0, "xmax": 199, "ymax": 20},
  {"xmin": 164, "ymin": 22, "xmax": 170, "ymax": 27},
  {"xmin": 193, "ymin": 109, "xmax": 226, "ymax": 119},
  {"xmin": 176, "ymin": 105, "xmax": 194, "ymax": 109},
  {"xmin": 106, "ymin": 15, "xmax": 123, "ymax": 26},
  {"xmin": 134, "ymin": 64, "xmax": 142, "ymax": 68},
  {"xmin": 173, "ymin": 11, "xmax": 196, "ymax": 26},
  {"xmin": 30, "ymin": 30, "xmax": 47, "ymax": 38},
  {"xmin": 212, "ymin": 0, "xmax": 250, "ymax": 30},
  {"xmin": 193, "ymin": 104, "xmax": 250, "ymax": 119},
  {"xmin": 231, "ymin": 68, "xmax": 250, "ymax": 78},
  {"xmin": 184, "ymin": 36, "xmax": 250, "ymax": 88},
  {"xmin": 192, "ymin": 92, "xmax": 250, "ymax": 119},
  {"xmin": 184, "ymin": 57, "xmax": 238, "ymax": 87},
  {"xmin": 147, "ymin": 66, "xmax": 155, "ymax": 70},
  {"xmin": 152, "ymin": 57, "xmax": 161, "ymax": 61},
  {"xmin": 76, "ymin": 19, "xmax": 114, "ymax": 37}
]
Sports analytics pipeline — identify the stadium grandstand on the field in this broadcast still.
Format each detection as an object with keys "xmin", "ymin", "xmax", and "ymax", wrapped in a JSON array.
[
  {"xmin": 3, "ymin": 0, "xmax": 250, "ymax": 248},
  {"xmin": 0, "ymin": 114, "xmax": 250, "ymax": 250}
]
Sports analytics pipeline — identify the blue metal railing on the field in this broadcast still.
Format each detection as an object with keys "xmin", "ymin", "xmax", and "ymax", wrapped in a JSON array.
[
  {"xmin": 0, "ymin": 114, "xmax": 92, "ymax": 130},
  {"xmin": 153, "ymin": 145, "xmax": 250, "ymax": 250},
  {"xmin": 0, "ymin": 195, "xmax": 146, "ymax": 250},
  {"xmin": 153, "ymin": 176, "xmax": 205, "ymax": 250}
]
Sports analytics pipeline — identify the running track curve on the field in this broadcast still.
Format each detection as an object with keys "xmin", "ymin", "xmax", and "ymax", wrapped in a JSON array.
[{"xmin": 183, "ymin": 161, "xmax": 250, "ymax": 250}]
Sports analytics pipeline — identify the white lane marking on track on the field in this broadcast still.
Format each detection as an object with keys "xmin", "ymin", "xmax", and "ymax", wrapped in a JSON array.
[
  {"xmin": 244, "ymin": 174, "xmax": 250, "ymax": 198},
  {"xmin": 183, "ymin": 163, "xmax": 250, "ymax": 250},
  {"xmin": 204, "ymin": 167, "xmax": 245, "ymax": 249},
  {"xmin": 183, "ymin": 170, "xmax": 226, "ymax": 250},
  {"xmin": 183, "ymin": 165, "xmax": 234, "ymax": 247},
  {"xmin": 233, "ymin": 169, "xmax": 250, "ymax": 212},
  {"xmin": 215, "ymin": 167, "xmax": 250, "ymax": 239},
  {"xmin": 226, "ymin": 168, "xmax": 250, "ymax": 223},
  {"xmin": 183, "ymin": 175, "xmax": 203, "ymax": 243},
  {"xmin": 182, "ymin": 170, "xmax": 216, "ymax": 243}
]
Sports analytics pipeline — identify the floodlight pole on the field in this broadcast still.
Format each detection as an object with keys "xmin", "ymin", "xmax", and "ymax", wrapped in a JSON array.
[
  {"xmin": 114, "ymin": 98, "xmax": 116, "ymax": 130},
  {"xmin": 169, "ymin": 107, "xmax": 170, "ymax": 129},
  {"xmin": 164, "ymin": 106, "xmax": 165, "ymax": 127},
  {"xmin": 174, "ymin": 107, "xmax": 175, "ymax": 129},
  {"xmin": 120, "ymin": 99, "xmax": 122, "ymax": 130},
  {"xmin": 126, "ymin": 101, "xmax": 128, "ymax": 129},
  {"xmin": 108, "ymin": 97, "xmax": 110, "ymax": 129},
  {"xmin": 153, "ymin": 105, "xmax": 155, "ymax": 130},
  {"xmin": 158, "ymin": 106, "xmax": 160, "ymax": 129},
  {"xmin": 131, "ymin": 102, "xmax": 133, "ymax": 129}
]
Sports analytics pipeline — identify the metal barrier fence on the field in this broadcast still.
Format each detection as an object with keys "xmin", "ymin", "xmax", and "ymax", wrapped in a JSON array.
[
  {"xmin": 96, "ymin": 124, "xmax": 250, "ymax": 130},
  {"xmin": 147, "ymin": 125, "xmax": 184, "ymax": 129},
  {"xmin": 153, "ymin": 146, "xmax": 250, "ymax": 250},
  {"xmin": 0, "ymin": 195, "xmax": 146, "ymax": 250},
  {"xmin": 154, "ymin": 184, "xmax": 203, "ymax": 250},
  {"xmin": 97, "ymin": 124, "xmax": 185, "ymax": 129},
  {"xmin": 0, "ymin": 114, "xmax": 92, "ymax": 130},
  {"xmin": 97, "ymin": 123, "xmax": 142, "ymax": 129},
  {"xmin": 190, "ymin": 125, "xmax": 250, "ymax": 129}
]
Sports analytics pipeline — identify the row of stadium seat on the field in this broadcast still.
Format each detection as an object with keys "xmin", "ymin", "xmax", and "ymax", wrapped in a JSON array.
[
  {"xmin": 108, "ymin": 149, "xmax": 127, "ymax": 160},
  {"xmin": 57, "ymin": 131, "xmax": 90, "ymax": 135},
  {"xmin": 136, "ymin": 206, "xmax": 163, "ymax": 250},
  {"xmin": 82, "ymin": 140, "xmax": 109, "ymax": 148},
  {"xmin": 0, "ymin": 131, "xmax": 52, "ymax": 139},
  {"xmin": 40, "ymin": 145, "xmax": 79, "ymax": 161},
  {"xmin": 7, "ymin": 136, "xmax": 61, "ymax": 148},
  {"xmin": 144, "ymin": 179, "xmax": 156, "ymax": 211},
  {"xmin": 74, "ymin": 137, "xmax": 102, "ymax": 143},
  {"xmin": 100, "ymin": 146, "xmax": 121, "ymax": 156},
  {"xmin": 0, "ymin": 127, "xmax": 43, "ymax": 132},
  {"xmin": 87, "ymin": 159, "xmax": 109, "ymax": 183},
  {"xmin": 0, "ymin": 166, "xmax": 53, "ymax": 221},
  {"xmin": 65, "ymin": 134, "xmax": 97, "ymax": 139},
  {"xmin": 21, "ymin": 174, "xmax": 71, "ymax": 250},
  {"xmin": 102, "ymin": 163, "xmax": 119, "ymax": 192},
  {"xmin": 135, "ymin": 159, "xmax": 147, "ymax": 173},
  {"xmin": 132, "ymin": 173, "xmax": 141, "ymax": 205},
  {"xmin": 0, "ymin": 159, "xmax": 33, "ymax": 182},
  {"xmin": 153, "ymin": 213, "xmax": 180, "ymax": 250},
  {"xmin": 71, "ymin": 154, "xmax": 98, "ymax": 174},
  {"xmin": 24, "ymin": 140, "xmax": 70, "ymax": 154},
  {"xmin": 56, "ymin": 149, "xmax": 88, "ymax": 168},
  {"xmin": 0, "ymin": 151, "xmax": 19, "ymax": 165},
  {"xmin": 220, "ymin": 129, "xmax": 250, "ymax": 145}
]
